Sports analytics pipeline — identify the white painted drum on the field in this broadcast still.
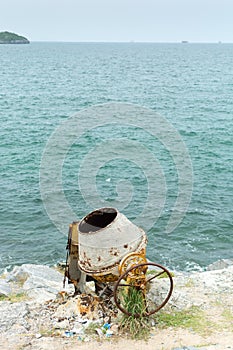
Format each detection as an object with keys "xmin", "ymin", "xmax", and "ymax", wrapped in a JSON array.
[{"xmin": 78, "ymin": 207, "xmax": 147, "ymax": 275}]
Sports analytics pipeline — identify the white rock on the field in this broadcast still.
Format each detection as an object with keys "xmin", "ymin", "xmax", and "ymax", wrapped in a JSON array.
[
  {"xmin": 0, "ymin": 279, "xmax": 11, "ymax": 296},
  {"xmin": 25, "ymin": 288, "xmax": 57, "ymax": 303},
  {"xmin": 6, "ymin": 264, "xmax": 62, "ymax": 284},
  {"xmin": 6, "ymin": 264, "xmax": 66, "ymax": 302},
  {"xmin": 207, "ymin": 259, "xmax": 233, "ymax": 271},
  {"xmin": 0, "ymin": 301, "xmax": 29, "ymax": 333}
]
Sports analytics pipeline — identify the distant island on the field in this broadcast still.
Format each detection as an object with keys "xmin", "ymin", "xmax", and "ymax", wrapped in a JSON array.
[{"xmin": 0, "ymin": 31, "xmax": 30, "ymax": 44}]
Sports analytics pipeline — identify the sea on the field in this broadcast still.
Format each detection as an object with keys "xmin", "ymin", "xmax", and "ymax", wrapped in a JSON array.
[{"xmin": 0, "ymin": 42, "xmax": 232, "ymax": 273}]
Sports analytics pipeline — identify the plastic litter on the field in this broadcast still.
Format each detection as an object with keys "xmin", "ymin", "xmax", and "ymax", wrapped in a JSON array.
[
  {"xmin": 102, "ymin": 323, "xmax": 111, "ymax": 330},
  {"xmin": 106, "ymin": 329, "xmax": 114, "ymax": 337},
  {"xmin": 64, "ymin": 331, "xmax": 75, "ymax": 337}
]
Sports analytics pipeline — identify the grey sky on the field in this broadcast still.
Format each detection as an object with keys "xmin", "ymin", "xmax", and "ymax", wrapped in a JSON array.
[{"xmin": 1, "ymin": 0, "xmax": 233, "ymax": 42}]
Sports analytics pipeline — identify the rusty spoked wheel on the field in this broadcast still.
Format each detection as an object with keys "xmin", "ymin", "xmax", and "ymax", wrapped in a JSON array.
[{"xmin": 113, "ymin": 262, "xmax": 173, "ymax": 317}]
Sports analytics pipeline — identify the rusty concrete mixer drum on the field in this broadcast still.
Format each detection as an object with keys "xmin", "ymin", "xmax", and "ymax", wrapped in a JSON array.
[
  {"xmin": 64, "ymin": 207, "xmax": 173, "ymax": 317},
  {"xmin": 78, "ymin": 207, "xmax": 147, "ymax": 282}
]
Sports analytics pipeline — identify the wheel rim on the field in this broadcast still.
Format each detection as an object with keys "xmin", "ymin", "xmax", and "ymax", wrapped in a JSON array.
[{"xmin": 113, "ymin": 262, "xmax": 173, "ymax": 317}]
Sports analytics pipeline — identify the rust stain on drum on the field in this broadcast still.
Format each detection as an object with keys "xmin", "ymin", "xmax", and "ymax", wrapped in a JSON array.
[
  {"xmin": 109, "ymin": 247, "xmax": 120, "ymax": 256},
  {"xmin": 81, "ymin": 252, "xmax": 92, "ymax": 268}
]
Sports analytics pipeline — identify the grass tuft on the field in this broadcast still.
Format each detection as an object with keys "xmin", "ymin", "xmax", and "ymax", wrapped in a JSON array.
[
  {"xmin": 0, "ymin": 292, "xmax": 28, "ymax": 302},
  {"xmin": 119, "ymin": 286, "xmax": 150, "ymax": 340},
  {"xmin": 154, "ymin": 306, "xmax": 215, "ymax": 336},
  {"xmin": 221, "ymin": 308, "xmax": 233, "ymax": 331}
]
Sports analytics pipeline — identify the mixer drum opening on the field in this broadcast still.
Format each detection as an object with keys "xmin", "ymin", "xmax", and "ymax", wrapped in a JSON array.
[{"xmin": 79, "ymin": 207, "xmax": 117, "ymax": 233}]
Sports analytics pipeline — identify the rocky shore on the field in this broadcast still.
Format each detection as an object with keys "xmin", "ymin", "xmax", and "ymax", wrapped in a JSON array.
[{"xmin": 0, "ymin": 260, "xmax": 233, "ymax": 350}]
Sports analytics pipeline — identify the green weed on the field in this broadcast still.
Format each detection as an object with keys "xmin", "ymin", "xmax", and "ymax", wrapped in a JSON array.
[
  {"xmin": 154, "ymin": 306, "xmax": 214, "ymax": 336},
  {"xmin": 119, "ymin": 286, "xmax": 150, "ymax": 340},
  {"xmin": 0, "ymin": 292, "xmax": 28, "ymax": 302}
]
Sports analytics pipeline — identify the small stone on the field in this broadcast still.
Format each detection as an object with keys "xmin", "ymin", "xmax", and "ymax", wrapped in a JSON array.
[
  {"xmin": 78, "ymin": 318, "xmax": 88, "ymax": 324},
  {"xmin": 54, "ymin": 319, "xmax": 70, "ymax": 329},
  {"xmin": 111, "ymin": 324, "xmax": 119, "ymax": 334},
  {"xmin": 95, "ymin": 328, "xmax": 103, "ymax": 337},
  {"xmin": 70, "ymin": 327, "xmax": 84, "ymax": 335}
]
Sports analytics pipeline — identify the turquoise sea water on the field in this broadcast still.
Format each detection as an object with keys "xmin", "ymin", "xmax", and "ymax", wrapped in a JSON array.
[{"xmin": 0, "ymin": 42, "xmax": 232, "ymax": 272}]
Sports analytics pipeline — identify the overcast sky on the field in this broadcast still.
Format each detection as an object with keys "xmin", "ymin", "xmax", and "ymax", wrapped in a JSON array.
[{"xmin": 1, "ymin": 0, "xmax": 233, "ymax": 42}]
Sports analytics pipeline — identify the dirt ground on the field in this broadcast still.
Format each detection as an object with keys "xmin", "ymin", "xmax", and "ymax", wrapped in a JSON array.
[
  {"xmin": 1, "ymin": 290, "xmax": 233, "ymax": 350},
  {"xmin": 1, "ymin": 267, "xmax": 233, "ymax": 350},
  {"xmin": 1, "ymin": 327, "xmax": 233, "ymax": 350}
]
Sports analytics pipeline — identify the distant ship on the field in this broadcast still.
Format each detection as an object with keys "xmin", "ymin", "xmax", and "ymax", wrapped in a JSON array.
[{"xmin": 181, "ymin": 40, "xmax": 189, "ymax": 44}]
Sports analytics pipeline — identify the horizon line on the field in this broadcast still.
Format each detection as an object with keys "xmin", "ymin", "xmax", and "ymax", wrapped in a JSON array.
[{"xmin": 29, "ymin": 40, "xmax": 232, "ymax": 44}]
